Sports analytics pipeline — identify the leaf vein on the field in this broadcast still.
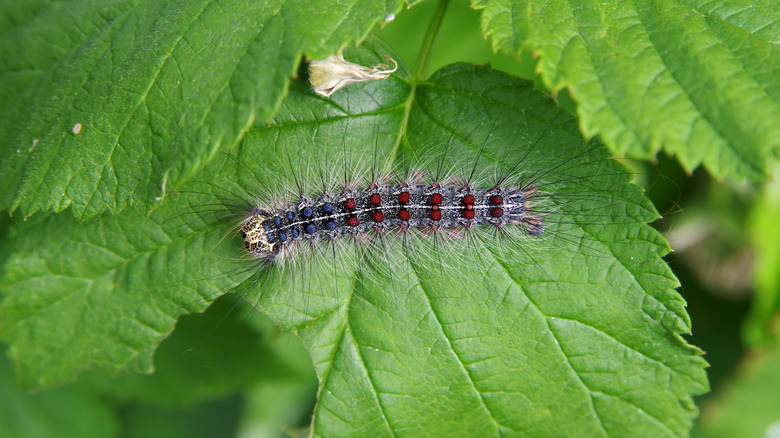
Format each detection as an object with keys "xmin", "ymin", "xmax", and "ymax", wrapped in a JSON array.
[
  {"xmin": 415, "ymin": 281, "xmax": 505, "ymax": 435},
  {"xmin": 346, "ymin": 324, "xmax": 397, "ymax": 437}
]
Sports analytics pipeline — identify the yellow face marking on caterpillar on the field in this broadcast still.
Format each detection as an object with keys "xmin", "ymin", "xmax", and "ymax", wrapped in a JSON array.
[{"xmin": 241, "ymin": 212, "xmax": 276, "ymax": 260}]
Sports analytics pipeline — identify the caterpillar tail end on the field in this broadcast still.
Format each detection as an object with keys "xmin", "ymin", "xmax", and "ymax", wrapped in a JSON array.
[{"xmin": 524, "ymin": 216, "xmax": 545, "ymax": 236}]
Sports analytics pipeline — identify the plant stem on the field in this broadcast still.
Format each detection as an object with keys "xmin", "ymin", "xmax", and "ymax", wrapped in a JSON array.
[
  {"xmin": 389, "ymin": 0, "xmax": 450, "ymax": 163},
  {"xmin": 411, "ymin": 0, "xmax": 450, "ymax": 82}
]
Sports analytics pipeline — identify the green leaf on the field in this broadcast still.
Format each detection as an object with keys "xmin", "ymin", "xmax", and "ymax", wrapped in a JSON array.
[
  {"xmin": 694, "ymin": 342, "xmax": 780, "ymax": 438},
  {"xmin": 1, "ymin": 42, "xmax": 708, "ymax": 436},
  {"xmin": 0, "ymin": 0, "xmax": 401, "ymax": 219},
  {"xmin": 472, "ymin": 0, "xmax": 780, "ymax": 182},
  {"xmin": 0, "ymin": 202, "xmax": 243, "ymax": 387},
  {"xmin": 269, "ymin": 57, "xmax": 706, "ymax": 437}
]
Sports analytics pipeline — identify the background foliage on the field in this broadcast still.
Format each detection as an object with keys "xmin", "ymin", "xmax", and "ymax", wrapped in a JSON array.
[{"xmin": 0, "ymin": 0, "xmax": 778, "ymax": 437}]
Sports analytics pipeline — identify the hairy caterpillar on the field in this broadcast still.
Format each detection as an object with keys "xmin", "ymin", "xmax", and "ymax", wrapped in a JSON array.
[
  {"xmin": 185, "ymin": 114, "xmax": 651, "ymax": 332},
  {"xmin": 238, "ymin": 149, "xmax": 546, "ymax": 264},
  {"xmin": 173, "ymin": 69, "xmax": 661, "ymax": 333}
]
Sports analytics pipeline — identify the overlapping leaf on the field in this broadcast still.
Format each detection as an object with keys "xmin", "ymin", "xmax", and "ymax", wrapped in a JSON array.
[
  {"xmin": 0, "ymin": 0, "xmax": 401, "ymax": 219},
  {"xmin": 473, "ymin": 0, "xmax": 780, "ymax": 181}
]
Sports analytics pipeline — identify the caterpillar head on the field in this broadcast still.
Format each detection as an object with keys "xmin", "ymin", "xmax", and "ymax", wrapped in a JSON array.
[{"xmin": 240, "ymin": 210, "xmax": 280, "ymax": 261}]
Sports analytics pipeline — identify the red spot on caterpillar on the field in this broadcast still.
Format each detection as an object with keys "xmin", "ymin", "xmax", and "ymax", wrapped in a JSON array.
[
  {"xmin": 372, "ymin": 211, "xmax": 384, "ymax": 222},
  {"xmin": 347, "ymin": 216, "xmax": 359, "ymax": 227},
  {"xmin": 370, "ymin": 193, "xmax": 381, "ymax": 205},
  {"xmin": 462, "ymin": 194, "xmax": 475, "ymax": 205},
  {"xmin": 398, "ymin": 191, "xmax": 410, "ymax": 203},
  {"xmin": 463, "ymin": 210, "xmax": 475, "ymax": 220},
  {"xmin": 345, "ymin": 198, "xmax": 356, "ymax": 210},
  {"xmin": 491, "ymin": 208, "xmax": 504, "ymax": 218},
  {"xmin": 430, "ymin": 193, "xmax": 442, "ymax": 204},
  {"xmin": 490, "ymin": 195, "xmax": 503, "ymax": 205},
  {"xmin": 398, "ymin": 210, "xmax": 410, "ymax": 221},
  {"xmin": 430, "ymin": 210, "xmax": 442, "ymax": 221}
]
